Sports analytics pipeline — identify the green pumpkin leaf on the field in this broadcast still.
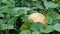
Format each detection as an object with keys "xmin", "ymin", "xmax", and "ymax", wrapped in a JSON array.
[
  {"xmin": 9, "ymin": 7, "xmax": 31, "ymax": 16},
  {"xmin": 40, "ymin": 25, "xmax": 53, "ymax": 33},
  {"xmin": 53, "ymin": 23, "xmax": 60, "ymax": 32},
  {"xmin": 0, "ymin": 19, "xmax": 7, "ymax": 24},
  {"xmin": 32, "ymin": 31, "xmax": 40, "ymax": 34},
  {"xmin": 30, "ymin": 23, "xmax": 43, "ymax": 31},
  {"xmin": 20, "ymin": 30, "xmax": 31, "ymax": 34},
  {"xmin": 46, "ymin": 16, "xmax": 53, "ymax": 24},
  {"xmin": 0, "ymin": 13, "xmax": 4, "ymax": 17},
  {"xmin": 0, "ymin": 24, "xmax": 14, "ymax": 30},
  {"xmin": 44, "ymin": 1, "xmax": 58, "ymax": 9},
  {"xmin": 46, "ymin": 11, "xmax": 60, "ymax": 19}
]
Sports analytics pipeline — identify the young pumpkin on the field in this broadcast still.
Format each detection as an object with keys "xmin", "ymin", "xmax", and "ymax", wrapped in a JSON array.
[{"xmin": 28, "ymin": 12, "xmax": 47, "ymax": 29}]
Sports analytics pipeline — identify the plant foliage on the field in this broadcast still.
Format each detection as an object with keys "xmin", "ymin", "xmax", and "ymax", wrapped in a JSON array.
[{"xmin": 0, "ymin": 0, "xmax": 60, "ymax": 34}]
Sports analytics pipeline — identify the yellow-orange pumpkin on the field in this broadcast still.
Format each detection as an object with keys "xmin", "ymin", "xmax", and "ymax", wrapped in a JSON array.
[{"xmin": 28, "ymin": 12, "xmax": 47, "ymax": 28}]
